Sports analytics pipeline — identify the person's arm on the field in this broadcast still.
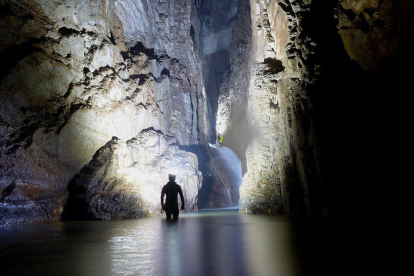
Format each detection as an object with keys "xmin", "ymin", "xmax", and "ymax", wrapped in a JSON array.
[
  {"xmin": 178, "ymin": 186, "xmax": 185, "ymax": 210},
  {"xmin": 161, "ymin": 187, "xmax": 165, "ymax": 211}
]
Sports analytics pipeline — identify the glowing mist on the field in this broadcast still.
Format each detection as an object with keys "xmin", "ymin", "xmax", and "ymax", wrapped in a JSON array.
[{"xmin": 210, "ymin": 146, "xmax": 243, "ymax": 207}]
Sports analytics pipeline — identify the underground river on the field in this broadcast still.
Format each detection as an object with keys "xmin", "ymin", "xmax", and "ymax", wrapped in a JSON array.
[{"xmin": 1, "ymin": 209, "xmax": 365, "ymax": 276}]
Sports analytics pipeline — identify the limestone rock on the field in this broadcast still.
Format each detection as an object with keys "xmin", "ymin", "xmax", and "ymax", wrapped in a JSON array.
[
  {"xmin": 337, "ymin": 0, "xmax": 414, "ymax": 71},
  {"xmin": 0, "ymin": 0, "xmax": 208, "ymax": 224},
  {"xmin": 238, "ymin": 0, "xmax": 322, "ymax": 215},
  {"xmin": 62, "ymin": 131, "xmax": 201, "ymax": 220}
]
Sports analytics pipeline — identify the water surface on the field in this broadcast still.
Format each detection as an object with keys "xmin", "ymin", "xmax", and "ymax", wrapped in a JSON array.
[{"xmin": 0, "ymin": 209, "xmax": 356, "ymax": 276}]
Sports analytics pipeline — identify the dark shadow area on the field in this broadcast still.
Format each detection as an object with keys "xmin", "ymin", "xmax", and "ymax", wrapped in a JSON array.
[
  {"xmin": 0, "ymin": 182, "xmax": 16, "ymax": 202},
  {"xmin": 305, "ymin": 0, "xmax": 412, "ymax": 217},
  {"xmin": 0, "ymin": 38, "xmax": 43, "ymax": 83},
  {"xmin": 263, "ymin": 57, "xmax": 285, "ymax": 75},
  {"xmin": 204, "ymin": 50, "xmax": 231, "ymax": 131},
  {"xmin": 171, "ymin": 144, "xmax": 213, "ymax": 209},
  {"xmin": 61, "ymin": 137, "xmax": 144, "ymax": 221},
  {"xmin": 290, "ymin": 216, "xmax": 375, "ymax": 276}
]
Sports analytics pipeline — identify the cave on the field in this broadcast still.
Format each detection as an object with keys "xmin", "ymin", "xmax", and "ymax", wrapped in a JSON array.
[{"xmin": 0, "ymin": 0, "xmax": 410, "ymax": 275}]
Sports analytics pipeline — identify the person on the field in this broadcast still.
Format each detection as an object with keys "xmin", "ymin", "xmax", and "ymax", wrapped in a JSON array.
[
  {"xmin": 218, "ymin": 133, "xmax": 224, "ymax": 145},
  {"xmin": 161, "ymin": 174, "xmax": 185, "ymax": 219}
]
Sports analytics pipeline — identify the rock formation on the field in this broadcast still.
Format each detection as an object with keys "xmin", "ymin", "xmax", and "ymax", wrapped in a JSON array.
[
  {"xmin": 236, "ymin": 0, "xmax": 322, "ymax": 215},
  {"xmin": 1, "ymin": 0, "xmax": 411, "ymax": 224},
  {"xmin": 0, "ymin": 0, "xmax": 209, "ymax": 224},
  {"xmin": 230, "ymin": 0, "xmax": 412, "ymax": 216},
  {"xmin": 337, "ymin": 0, "xmax": 414, "ymax": 71},
  {"xmin": 62, "ymin": 131, "xmax": 201, "ymax": 220}
]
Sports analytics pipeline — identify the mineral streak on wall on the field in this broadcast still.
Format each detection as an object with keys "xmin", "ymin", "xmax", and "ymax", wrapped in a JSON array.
[{"xmin": 0, "ymin": 0, "xmax": 209, "ymax": 224}]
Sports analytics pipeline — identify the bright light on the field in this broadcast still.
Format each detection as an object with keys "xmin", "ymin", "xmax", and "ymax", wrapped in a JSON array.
[
  {"xmin": 117, "ymin": 167, "xmax": 147, "ymax": 182},
  {"xmin": 168, "ymin": 168, "xmax": 178, "ymax": 176},
  {"xmin": 117, "ymin": 167, "xmax": 160, "ymax": 214},
  {"xmin": 208, "ymin": 143, "xmax": 217, "ymax": 148}
]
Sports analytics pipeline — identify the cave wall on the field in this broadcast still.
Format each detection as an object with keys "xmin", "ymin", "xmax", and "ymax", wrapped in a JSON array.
[
  {"xmin": 200, "ymin": 0, "xmax": 240, "ymax": 132},
  {"xmin": 337, "ymin": 0, "xmax": 414, "ymax": 71},
  {"xmin": 237, "ymin": 0, "xmax": 413, "ymax": 216},
  {"xmin": 0, "ymin": 0, "xmax": 209, "ymax": 224},
  {"xmin": 1, "ymin": 0, "xmax": 410, "ymax": 223},
  {"xmin": 309, "ymin": 0, "xmax": 414, "ymax": 216},
  {"xmin": 216, "ymin": 0, "xmax": 252, "ymax": 170},
  {"xmin": 237, "ymin": 0, "xmax": 322, "ymax": 215}
]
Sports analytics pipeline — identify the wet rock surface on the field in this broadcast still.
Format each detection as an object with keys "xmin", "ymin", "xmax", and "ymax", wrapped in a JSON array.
[
  {"xmin": 0, "ymin": 0, "xmax": 209, "ymax": 224},
  {"xmin": 237, "ymin": 0, "xmax": 322, "ymax": 215}
]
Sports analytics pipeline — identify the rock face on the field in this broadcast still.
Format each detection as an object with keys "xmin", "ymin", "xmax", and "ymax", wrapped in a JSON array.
[
  {"xmin": 62, "ymin": 131, "xmax": 201, "ymax": 220},
  {"xmin": 337, "ymin": 0, "xmax": 414, "ymax": 71},
  {"xmin": 1, "ymin": 0, "xmax": 411, "ymax": 223},
  {"xmin": 237, "ymin": 0, "xmax": 413, "ymax": 216},
  {"xmin": 216, "ymin": 0, "xmax": 252, "ymax": 170},
  {"xmin": 237, "ymin": 0, "xmax": 323, "ymax": 215},
  {"xmin": 200, "ymin": 0, "xmax": 241, "ymax": 130},
  {"xmin": 0, "ymin": 0, "xmax": 209, "ymax": 224}
]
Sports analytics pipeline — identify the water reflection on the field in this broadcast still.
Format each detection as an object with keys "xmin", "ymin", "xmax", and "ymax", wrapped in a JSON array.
[{"xmin": 0, "ymin": 209, "xmax": 348, "ymax": 276}]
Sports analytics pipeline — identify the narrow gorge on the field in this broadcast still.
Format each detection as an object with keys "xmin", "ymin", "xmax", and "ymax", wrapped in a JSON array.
[{"xmin": 1, "ymin": 0, "xmax": 412, "ymax": 225}]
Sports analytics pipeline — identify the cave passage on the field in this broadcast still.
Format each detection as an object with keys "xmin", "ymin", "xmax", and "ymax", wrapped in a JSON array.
[
  {"xmin": 198, "ymin": 0, "xmax": 245, "ymax": 209},
  {"xmin": 0, "ymin": 209, "xmax": 358, "ymax": 276},
  {"xmin": 204, "ymin": 49, "xmax": 231, "ymax": 131}
]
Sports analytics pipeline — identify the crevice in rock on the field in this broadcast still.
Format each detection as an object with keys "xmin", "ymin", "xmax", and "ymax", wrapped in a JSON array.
[
  {"xmin": 263, "ymin": 58, "xmax": 285, "ymax": 75},
  {"xmin": 140, "ymin": 127, "xmax": 165, "ymax": 136},
  {"xmin": 0, "ymin": 182, "xmax": 16, "ymax": 202},
  {"xmin": 0, "ymin": 38, "xmax": 44, "ymax": 83},
  {"xmin": 55, "ymin": 103, "xmax": 85, "ymax": 135},
  {"xmin": 160, "ymin": 68, "xmax": 170, "ymax": 78},
  {"xmin": 57, "ymin": 26, "xmax": 79, "ymax": 37},
  {"xmin": 124, "ymin": 41, "xmax": 171, "ymax": 63},
  {"xmin": 108, "ymin": 31, "xmax": 117, "ymax": 45}
]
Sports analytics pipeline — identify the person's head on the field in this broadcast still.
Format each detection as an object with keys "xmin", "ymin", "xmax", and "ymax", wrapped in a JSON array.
[{"xmin": 168, "ymin": 174, "xmax": 176, "ymax": 182}]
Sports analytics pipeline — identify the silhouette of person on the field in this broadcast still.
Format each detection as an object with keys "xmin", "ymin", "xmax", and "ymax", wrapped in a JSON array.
[{"xmin": 161, "ymin": 174, "xmax": 185, "ymax": 219}]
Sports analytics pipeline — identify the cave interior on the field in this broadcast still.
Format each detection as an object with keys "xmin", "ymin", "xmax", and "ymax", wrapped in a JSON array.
[
  {"xmin": 0, "ymin": 0, "xmax": 411, "ymax": 273},
  {"xmin": 0, "ymin": 0, "xmax": 409, "ymax": 222}
]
